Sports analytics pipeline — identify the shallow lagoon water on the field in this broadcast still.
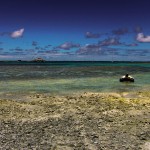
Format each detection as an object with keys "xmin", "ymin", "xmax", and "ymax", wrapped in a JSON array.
[{"xmin": 0, "ymin": 61, "xmax": 150, "ymax": 96}]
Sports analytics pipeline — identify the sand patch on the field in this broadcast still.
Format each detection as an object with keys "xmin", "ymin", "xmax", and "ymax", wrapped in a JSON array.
[{"xmin": 1, "ymin": 91, "xmax": 150, "ymax": 149}]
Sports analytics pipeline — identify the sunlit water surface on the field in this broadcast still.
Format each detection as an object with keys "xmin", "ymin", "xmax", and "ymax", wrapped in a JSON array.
[{"xmin": 0, "ymin": 61, "xmax": 149, "ymax": 96}]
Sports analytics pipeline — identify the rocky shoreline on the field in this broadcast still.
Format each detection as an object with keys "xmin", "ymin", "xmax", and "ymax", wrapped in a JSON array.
[{"xmin": 0, "ymin": 91, "xmax": 150, "ymax": 149}]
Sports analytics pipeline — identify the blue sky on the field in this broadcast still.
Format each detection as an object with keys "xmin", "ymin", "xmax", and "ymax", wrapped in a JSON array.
[{"xmin": 0, "ymin": 0, "xmax": 150, "ymax": 61}]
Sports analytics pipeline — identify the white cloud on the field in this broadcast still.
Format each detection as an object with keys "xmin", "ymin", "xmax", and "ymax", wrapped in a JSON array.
[
  {"xmin": 85, "ymin": 32, "xmax": 100, "ymax": 38},
  {"xmin": 10, "ymin": 28, "xmax": 24, "ymax": 38},
  {"xmin": 76, "ymin": 44, "xmax": 102, "ymax": 55},
  {"xmin": 58, "ymin": 42, "xmax": 80, "ymax": 50},
  {"xmin": 136, "ymin": 33, "xmax": 150, "ymax": 42},
  {"xmin": 0, "ymin": 55, "xmax": 13, "ymax": 59},
  {"xmin": 99, "ymin": 37, "xmax": 121, "ymax": 46}
]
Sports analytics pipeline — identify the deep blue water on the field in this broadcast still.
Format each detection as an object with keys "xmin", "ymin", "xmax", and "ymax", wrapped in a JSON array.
[{"xmin": 0, "ymin": 61, "xmax": 150, "ymax": 95}]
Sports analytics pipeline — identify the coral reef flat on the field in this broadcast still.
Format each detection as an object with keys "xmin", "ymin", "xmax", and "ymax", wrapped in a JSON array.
[{"xmin": 0, "ymin": 91, "xmax": 150, "ymax": 149}]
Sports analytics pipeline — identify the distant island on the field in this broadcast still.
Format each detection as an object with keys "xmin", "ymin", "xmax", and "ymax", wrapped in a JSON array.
[{"xmin": 32, "ymin": 58, "xmax": 46, "ymax": 62}]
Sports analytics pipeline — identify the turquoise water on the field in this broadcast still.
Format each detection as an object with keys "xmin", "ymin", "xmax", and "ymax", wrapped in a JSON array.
[{"xmin": 0, "ymin": 61, "xmax": 150, "ymax": 95}]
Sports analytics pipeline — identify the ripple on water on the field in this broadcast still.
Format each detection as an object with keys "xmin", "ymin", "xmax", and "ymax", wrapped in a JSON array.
[{"xmin": 0, "ymin": 62, "xmax": 149, "ymax": 95}]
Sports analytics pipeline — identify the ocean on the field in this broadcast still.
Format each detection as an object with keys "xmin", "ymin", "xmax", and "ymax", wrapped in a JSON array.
[{"xmin": 0, "ymin": 61, "xmax": 150, "ymax": 96}]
